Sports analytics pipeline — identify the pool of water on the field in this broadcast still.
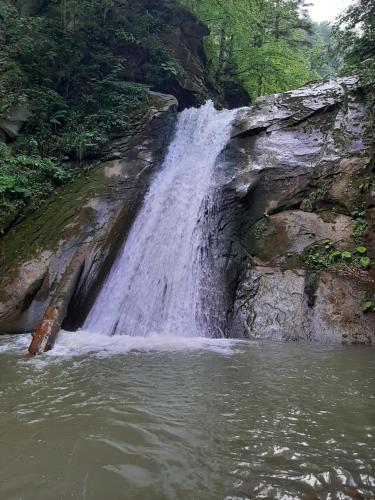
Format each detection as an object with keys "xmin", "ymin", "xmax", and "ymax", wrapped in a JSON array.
[{"xmin": 0, "ymin": 332, "xmax": 374, "ymax": 499}]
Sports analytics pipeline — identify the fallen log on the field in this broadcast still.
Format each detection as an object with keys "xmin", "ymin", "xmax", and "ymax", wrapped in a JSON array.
[{"xmin": 28, "ymin": 246, "xmax": 88, "ymax": 355}]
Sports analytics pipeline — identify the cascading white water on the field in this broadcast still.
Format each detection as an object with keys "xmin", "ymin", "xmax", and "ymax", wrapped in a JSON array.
[{"xmin": 84, "ymin": 101, "xmax": 237, "ymax": 337}]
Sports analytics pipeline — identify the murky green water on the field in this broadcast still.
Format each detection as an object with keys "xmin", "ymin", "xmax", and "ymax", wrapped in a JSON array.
[{"xmin": 0, "ymin": 333, "xmax": 374, "ymax": 500}]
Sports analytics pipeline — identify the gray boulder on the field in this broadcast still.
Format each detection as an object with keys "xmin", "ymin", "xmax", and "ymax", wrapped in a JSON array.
[
  {"xmin": 218, "ymin": 77, "xmax": 375, "ymax": 343},
  {"xmin": 0, "ymin": 104, "xmax": 31, "ymax": 139}
]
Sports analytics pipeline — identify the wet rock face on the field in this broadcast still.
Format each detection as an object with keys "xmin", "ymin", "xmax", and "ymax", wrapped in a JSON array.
[
  {"xmin": 119, "ymin": 0, "xmax": 219, "ymax": 109},
  {"xmin": 0, "ymin": 92, "xmax": 178, "ymax": 335},
  {"xmin": 221, "ymin": 77, "xmax": 375, "ymax": 343}
]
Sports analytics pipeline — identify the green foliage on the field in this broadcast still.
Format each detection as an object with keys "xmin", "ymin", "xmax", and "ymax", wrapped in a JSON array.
[
  {"xmin": 178, "ymin": 0, "xmax": 319, "ymax": 100},
  {"xmin": 1, "ymin": 3, "xmax": 153, "ymax": 157},
  {"xmin": 301, "ymin": 242, "xmax": 372, "ymax": 271},
  {"xmin": 329, "ymin": 251, "xmax": 342, "ymax": 263},
  {"xmin": 0, "ymin": 142, "xmax": 70, "ymax": 232},
  {"xmin": 333, "ymin": 0, "xmax": 375, "ymax": 110},
  {"xmin": 0, "ymin": 0, "xmax": 180, "ymax": 231},
  {"xmin": 356, "ymin": 246, "xmax": 367, "ymax": 255},
  {"xmin": 324, "ymin": 239, "xmax": 333, "ymax": 249},
  {"xmin": 352, "ymin": 209, "xmax": 366, "ymax": 219},
  {"xmin": 362, "ymin": 301, "xmax": 375, "ymax": 314},
  {"xmin": 0, "ymin": 0, "xmax": 182, "ymax": 162},
  {"xmin": 333, "ymin": 0, "xmax": 375, "ymax": 69},
  {"xmin": 302, "ymin": 245, "xmax": 338, "ymax": 269},
  {"xmin": 360, "ymin": 257, "xmax": 371, "ymax": 269},
  {"xmin": 352, "ymin": 219, "xmax": 369, "ymax": 239},
  {"xmin": 307, "ymin": 22, "xmax": 337, "ymax": 79},
  {"xmin": 341, "ymin": 251, "xmax": 352, "ymax": 262}
]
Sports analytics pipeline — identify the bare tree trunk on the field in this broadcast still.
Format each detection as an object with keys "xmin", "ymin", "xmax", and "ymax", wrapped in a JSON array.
[
  {"xmin": 28, "ymin": 246, "xmax": 89, "ymax": 355},
  {"xmin": 258, "ymin": 70, "xmax": 265, "ymax": 97},
  {"xmin": 216, "ymin": 23, "xmax": 226, "ymax": 81},
  {"xmin": 61, "ymin": 0, "xmax": 67, "ymax": 28},
  {"xmin": 274, "ymin": 13, "xmax": 280, "ymax": 39},
  {"xmin": 274, "ymin": 0, "xmax": 281, "ymax": 39},
  {"xmin": 103, "ymin": 0, "xmax": 114, "ymax": 25}
]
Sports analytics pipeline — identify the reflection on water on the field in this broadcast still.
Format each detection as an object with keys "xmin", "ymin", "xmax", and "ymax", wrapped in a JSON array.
[{"xmin": 0, "ymin": 333, "xmax": 374, "ymax": 499}]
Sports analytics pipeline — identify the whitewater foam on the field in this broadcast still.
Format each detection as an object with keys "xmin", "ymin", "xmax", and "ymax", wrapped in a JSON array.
[{"xmin": 0, "ymin": 331, "xmax": 243, "ymax": 359}]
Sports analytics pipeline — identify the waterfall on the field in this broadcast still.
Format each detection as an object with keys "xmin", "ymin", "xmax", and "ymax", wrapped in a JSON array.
[{"xmin": 84, "ymin": 101, "xmax": 237, "ymax": 337}]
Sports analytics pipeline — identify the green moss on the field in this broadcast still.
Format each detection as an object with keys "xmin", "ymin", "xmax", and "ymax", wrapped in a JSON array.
[{"xmin": 0, "ymin": 163, "xmax": 106, "ymax": 277}]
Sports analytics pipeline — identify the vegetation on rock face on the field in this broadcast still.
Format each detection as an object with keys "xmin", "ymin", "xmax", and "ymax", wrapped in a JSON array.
[
  {"xmin": 0, "ymin": 142, "xmax": 71, "ymax": 231},
  {"xmin": 334, "ymin": 0, "xmax": 375, "ymax": 109},
  {"xmin": 362, "ymin": 300, "xmax": 375, "ymax": 313},
  {"xmin": 301, "ymin": 240, "xmax": 373, "ymax": 274},
  {"xmin": 177, "ymin": 0, "xmax": 375, "ymax": 104},
  {"xmin": 352, "ymin": 219, "xmax": 369, "ymax": 239},
  {"xmin": 177, "ymin": 0, "xmax": 336, "ymax": 100},
  {"xmin": 0, "ymin": 0, "xmax": 180, "ymax": 232},
  {"xmin": 0, "ymin": 0, "xmax": 374, "ymax": 236}
]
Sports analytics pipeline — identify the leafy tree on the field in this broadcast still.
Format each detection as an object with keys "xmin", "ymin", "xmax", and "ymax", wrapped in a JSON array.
[
  {"xmin": 333, "ymin": 0, "xmax": 375, "ymax": 117},
  {"xmin": 308, "ymin": 22, "xmax": 337, "ymax": 79},
  {"xmin": 179, "ymin": 0, "xmax": 316, "ymax": 100},
  {"xmin": 334, "ymin": 0, "xmax": 375, "ymax": 67}
]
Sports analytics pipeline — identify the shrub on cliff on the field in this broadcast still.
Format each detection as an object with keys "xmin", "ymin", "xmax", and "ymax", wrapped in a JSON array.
[{"xmin": 0, "ymin": 0, "xmax": 181, "ymax": 232}]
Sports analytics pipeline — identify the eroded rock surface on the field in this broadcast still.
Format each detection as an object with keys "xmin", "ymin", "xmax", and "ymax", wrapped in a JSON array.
[
  {"xmin": 0, "ymin": 92, "xmax": 177, "ymax": 335},
  {"xmin": 1, "ymin": 78, "xmax": 373, "ymax": 344},
  {"xmin": 219, "ymin": 77, "xmax": 375, "ymax": 343}
]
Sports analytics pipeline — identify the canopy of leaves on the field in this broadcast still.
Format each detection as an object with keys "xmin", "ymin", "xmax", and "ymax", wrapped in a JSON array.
[
  {"xmin": 0, "ymin": 0, "xmax": 183, "ymax": 159},
  {"xmin": 334, "ymin": 0, "xmax": 375, "ymax": 67},
  {"xmin": 308, "ymin": 21, "xmax": 337, "ymax": 79},
  {"xmin": 178, "ymin": 0, "xmax": 320, "ymax": 100},
  {"xmin": 333, "ymin": 0, "xmax": 375, "ymax": 126}
]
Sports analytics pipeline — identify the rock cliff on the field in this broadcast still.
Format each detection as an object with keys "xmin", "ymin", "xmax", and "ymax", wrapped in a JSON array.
[
  {"xmin": 0, "ymin": 78, "xmax": 374, "ymax": 344},
  {"xmin": 217, "ymin": 77, "xmax": 375, "ymax": 343},
  {"xmin": 124, "ymin": 0, "xmax": 218, "ymax": 108}
]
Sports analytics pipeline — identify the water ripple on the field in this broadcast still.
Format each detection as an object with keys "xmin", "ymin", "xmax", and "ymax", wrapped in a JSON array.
[{"xmin": 0, "ymin": 335, "xmax": 374, "ymax": 499}]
